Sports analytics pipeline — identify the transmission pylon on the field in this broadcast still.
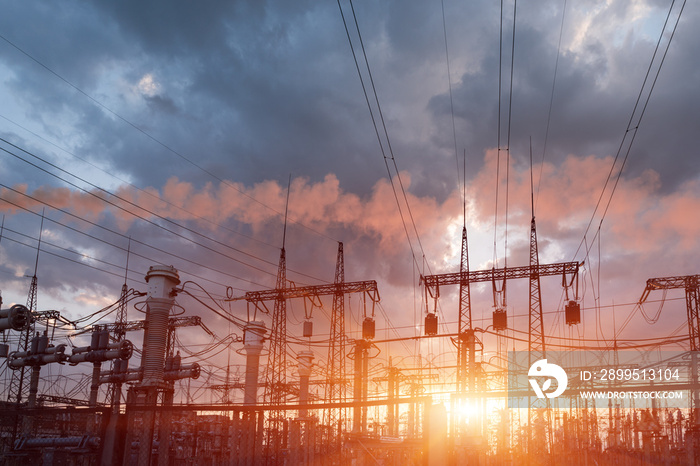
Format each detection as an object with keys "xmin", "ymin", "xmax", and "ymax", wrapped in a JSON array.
[
  {"xmin": 456, "ymin": 226, "xmax": 473, "ymax": 394},
  {"xmin": 528, "ymin": 215, "xmax": 545, "ymax": 365},
  {"xmin": 103, "ymin": 282, "xmax": 129, "ymax": 411},
  {"xmin": 265, "ymin": 247, "xmax": 287, "ymax": 406},
  {"xmin": 265, "ymin": 178, "xmax": 291, "ymax": 408},
  {"xmin": 6, "ymin": 274, "xmax": 36, "ymax": 405},
  {"xmin": 325, "ymin": 242, "xmax": 346, "ymax": 440},
  {"xmin": 640, "ymin": 275, "xmax": 700, "ymax": 350},
  {"xmin": 7, "ymin": 213, "xmax": 44, "ymax": 405},
  {"xmin": 639, "ymin": 275, "xmax": 700, "ymax": 431},
  {"xmin": 106, "ymin": 241, "xmax": 131, "ymax": 412},
  {"xmin": 263, "ymin": 245, "xmax": 288, "ymax": 461},
  {"xmin": 527, "ymin": 142, "xmax": 546, "ymax": 366},
  {"xmin": 528, "ymin": 214, "xmax": 550, "ymax": 460}
]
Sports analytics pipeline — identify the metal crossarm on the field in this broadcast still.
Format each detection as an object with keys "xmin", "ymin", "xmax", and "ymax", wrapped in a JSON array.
[
  {"xmin": 245, "ymin": 280, "xmax": 378, "ymax": 303},
  {"xmin": 421, "ymin": 261, "xmax": 580, "ymax": 290}
]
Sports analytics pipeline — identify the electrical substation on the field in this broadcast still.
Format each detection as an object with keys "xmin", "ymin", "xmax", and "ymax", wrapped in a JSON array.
[{"xmin": 1, "ymin": 218, "xmax": 700, "ymax": 465}]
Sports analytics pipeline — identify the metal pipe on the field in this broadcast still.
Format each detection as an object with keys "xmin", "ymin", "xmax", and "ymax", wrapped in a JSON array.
[
  {"xmin": 67, "ymin": 340, "xmax": 133, "ymax": 364},
  {"xmin": 99, "ymin": 364, "xmax": 200, "ymax": 385},
  {"xmin": 0, "ymin": 304, "xmax": 30, "ymax": 331},
  {"xmin": 14, "ymin": 435, "xmax": 100, "ymax": 449},
  {"xmin": 8, "ymin": 343, "xmax": 67, "ymax": 368},
  {"xmin": 88, "ymin": 361, "xmax": 102, "ymax": 408}
]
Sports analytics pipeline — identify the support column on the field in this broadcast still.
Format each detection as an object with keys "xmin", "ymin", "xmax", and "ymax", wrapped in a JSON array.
[
  {"xmin": 21, "ymin": 365, "xmax": 41, "ymax": 435},
  {"xmin": 88, "ymin": 360, "xmax": 103, "ymax": 433},
  {"xmin": 466, "ymin": 330, "xmax": 476, "ymax": 393},
  {"xmin": 387, "ymin": 362, "xmax": 399, "ymax": 437},
  {"xmin": 157, "ymin": 384, "xmax": 175, "ymax": 466},
  {"xmin": 690, "ymin": 352, "xmax": 699, "ymax": 464},
  {"xmin": 89, "ymin": 362, "xmax": 102, "ymax": 407},
  {"xmin": 240, "ymin": 321, "xmax": 266, "ymax": 466},
  {"xmin": 352, "ymin": 339, "xmax": 368, "ymax": 434},
  {"xmin": 243, "ymin": 321, "xmax": 266, "ymax": 405},
  {"xmin": 297, "ymin": 351, "xmax": 314, "ymax": 419}
]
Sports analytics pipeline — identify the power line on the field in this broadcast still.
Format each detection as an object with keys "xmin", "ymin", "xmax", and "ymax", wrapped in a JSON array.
[
  {"xmin": 493, "ymin": 0, "xmax": 518, "ymax": 270},
  {"xmin": 0, "ymin": 218, "xmax": 242, "ymax": 292},
  {"xmin": 178, "ymin": 285, "xmax": 247, "ymax": 330},
  {"xmin": 0, "ymin": 232, "xmax": 128, "ymax": 283},
  {"xmin": 0, "ymin": 113, "xmax": 279, "ymax": 251},
  {"xmin": 2, "ymin": 225, "xmax": 126, "ymax": 276},
  {"xmin": 535, "ymin": 0, "xmax": 568, "ymax": 213},
  {"xmin": 0, "ymin": 137, "xmax": 280, "ymax": 276},
  {"xmin": 572, "ymin": 0, "xmax": 687, "ymax": 262},
  {"xmin": 369, "ymin": 327, "xmax": 689, "ymax": 351},
  {"xmin": 0, "ymin": 32, "xmax": 339, "ymax": 245},
  {"xmin": 0, "ymin": 187, "xmax": 269, "ymax": 289},
  {"xmin": 440, "ymin": 0, "xmax": 462, "ymax": 203},
  {"xmin": 0, "ymin": 138, "xmax": 329, "ymax": 285},
  {"xmin": 337, "ymin": 0, "xmax": 433, "ymax": 276}
]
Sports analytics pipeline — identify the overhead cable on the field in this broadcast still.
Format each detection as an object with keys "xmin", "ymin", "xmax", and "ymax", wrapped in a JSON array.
[
  {"xmin": 0, "ymin": 32, "xmax": 339, "ymax": 245},
  {"xmin": 337, "ymin": 0, "xmax": 433, "ymax": 276},
  {"xmin": 0, "ymin": 189, "xmax": 269, "ymax": 289},
  {"xmin": 0, "ymin": 139, "xmax": 328, "ymax": 285},
  {"xmin": 0, "ymin": 112, "xmax": 278, "ymax": 251},
  {"xmin": 572, "ymin": 0, "xmax": 687, "ymax": 262}
]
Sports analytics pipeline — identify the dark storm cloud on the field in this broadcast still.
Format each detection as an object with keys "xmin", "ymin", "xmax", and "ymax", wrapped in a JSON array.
[
  {"xmin": 1, "ymin": 0, "xmax": 697, "ymax": 201},
  {"xmin": 0, "ymin": 1, "xmax": 490, "ymax": 201},
  {"xmin": 144, "ymin": 94, "xmax": 179, "ymax": 115},
  {"xmin": 426, "ymin": 0, "xmax": 700, "ymax": 196},
  {"xmin": 94, "ymin": 1, "xmax": 248, "ymax": 57},
  {"xmin": 0, "ymin": 2, "xmax": 131, "ymax": 90},
  {"xmin": 92, "ymin": 0, "xmax": 389, "ymax": 191},
  {"xmin": 0, "ymin": 1, "xmax": 476, "ymax": 197}
]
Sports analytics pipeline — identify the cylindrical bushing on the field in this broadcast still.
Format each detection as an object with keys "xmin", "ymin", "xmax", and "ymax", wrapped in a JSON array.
[
  {"xmin": 297, "ymin": 350, "xmax": 314, "ymax": 418},
  {"xmin": 141, "ymin": 265, "xmax": 180, "ymax": 387},
  {"xmin": 243, "ymin": 321, "xmax": 267, "ymax": 405},
  {"xmin": 297, "ymin": 350, "xmax": 314, "ymax": 378},
  {"xmin": 145, "ymin": 265, "xmax": 181, "ymax": 300}
]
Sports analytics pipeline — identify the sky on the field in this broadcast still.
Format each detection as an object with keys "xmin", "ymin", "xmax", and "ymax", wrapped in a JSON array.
[{"xmin": 0, "ymin": 0, "xmax": 698, "ymax": 402}]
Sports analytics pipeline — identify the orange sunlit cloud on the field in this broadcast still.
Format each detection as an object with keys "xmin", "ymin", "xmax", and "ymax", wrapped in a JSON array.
[
  {"xmin": 2, "ymin": 152, "xmax": 700, "ymax": 267},
  {"xmin": 467, "ymin": 150, "xmax": 700, "ymax": 260}
]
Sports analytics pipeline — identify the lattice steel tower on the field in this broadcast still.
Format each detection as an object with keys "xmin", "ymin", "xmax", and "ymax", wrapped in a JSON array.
[
  {"xmin": 528, "ymin": 215, "xmax": 545, "ymax": 364},
  {"xmin": 324, "ymin": 242, "xmax": 346, "ymax": 435},
  {"xmin": 7, "ymin": 215, "xmax": 43, "ymax": 405},
  {"xmin": 264, "ymin": 247, "xmax": 287, "ymax": 406},
  {"xmin": 456, "ymin": 226, "xmax": 473, "ymax": 393}
]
